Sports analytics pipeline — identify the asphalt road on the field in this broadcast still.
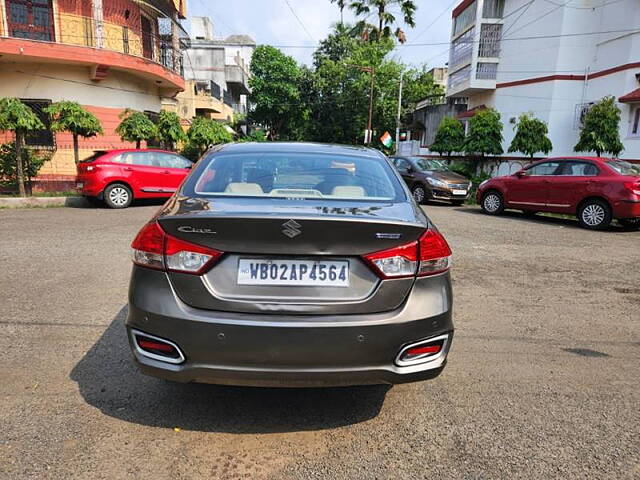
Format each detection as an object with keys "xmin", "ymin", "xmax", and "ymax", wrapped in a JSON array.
[{"xmin": 1, "ymin": 202, "xmax": 639, "ymax": 479}]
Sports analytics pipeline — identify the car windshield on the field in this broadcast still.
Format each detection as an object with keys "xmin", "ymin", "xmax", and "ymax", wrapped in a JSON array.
[
  {"xmin": 189, "ymin": 152, "xmax": 403, "ymax": 201},
  {"xmin": 412, "ymin": 158, "xmax": 448, "ymax": 172},
  {"xmin": 607, "ymin": 160, "xmax": 640, "ymax": 176}
]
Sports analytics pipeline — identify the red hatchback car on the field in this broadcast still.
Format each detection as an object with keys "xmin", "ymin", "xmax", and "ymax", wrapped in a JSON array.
[
  {"xmin": 477, "ymin": 157, "xmax": 640, "ymax": 230},
  {"xmin": 77, "ymin": 149, "xmax": 193, "ymax": 208}
]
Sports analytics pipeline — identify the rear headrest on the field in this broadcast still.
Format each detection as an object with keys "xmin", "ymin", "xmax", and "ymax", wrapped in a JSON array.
[
  {"xmin": 331, "ymin": 185, "xmax": 365, "ymax": 197},
  {"xmin": 224, "ymin": 183, "xmax": 264, "ymax": 195}
]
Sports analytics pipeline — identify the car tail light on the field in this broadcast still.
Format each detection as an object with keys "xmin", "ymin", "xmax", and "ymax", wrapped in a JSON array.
[
  {"xmin": 624, "ymin": 180, "xmax": 640, "ymax": 196},
  {"xmin": 417, "ymin": 227, "xmax": 452, "ymax": 276},
  {"xmin": 363, "ymin": 241, "xmax": 418, "ymax": 278},
  {"xmin": 396, "ymin": 334, "xmax": 449, "ymax": 367},
  {"xmin": 363, "ymin": 227, "xmax": 452, "ymax": 279},
  {"xmin": 131, "ymin": 222, "xmax": 223, "ymax": 274}
]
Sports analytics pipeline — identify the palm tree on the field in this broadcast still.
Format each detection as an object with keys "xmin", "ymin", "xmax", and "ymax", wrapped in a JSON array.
[
  {"xmin": 330, "ymin": 0, "xmax": 347, "ymax": 24},
  {"xmin": 349, "ymin": 0, "xmax": 416, "ymax": 43}
]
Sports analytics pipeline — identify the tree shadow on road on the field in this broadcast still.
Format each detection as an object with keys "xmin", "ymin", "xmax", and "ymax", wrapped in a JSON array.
[{"xmin": 70, "ymin": 307, "xmax": 390, "ymax": 434}]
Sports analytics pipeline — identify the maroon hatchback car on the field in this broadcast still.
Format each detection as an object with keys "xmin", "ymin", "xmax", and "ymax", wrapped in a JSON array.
[
  {"xmin": 77, "ymin": 149, "xmax": 192, "ymax": 208},
  {"xmin": 477, "ymin": 157, "xmax": 640, "ymax": 230}
]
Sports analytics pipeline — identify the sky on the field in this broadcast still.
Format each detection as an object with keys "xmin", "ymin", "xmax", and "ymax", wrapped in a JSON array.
[{"xmin": 186, "ymin": 0, "xmax": 456, "ymax": 67}]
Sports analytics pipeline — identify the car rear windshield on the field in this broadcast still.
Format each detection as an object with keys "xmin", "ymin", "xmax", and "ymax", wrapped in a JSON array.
[
  {"xmin": 607, "ymin": 160, "xmax": 640, "ymax": 176},
  {"xmin": 186, "ymin": 152, "xmax": 404, "ymax": 201},
  {"xmin": 80, "ymin": 151, "xmax": 108, "ymax": 163}
]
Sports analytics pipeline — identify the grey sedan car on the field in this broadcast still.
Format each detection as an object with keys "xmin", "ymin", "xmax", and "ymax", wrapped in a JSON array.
[{"xmin": 126, "ymin": 142, "xmax": 454, "ymax": 387}]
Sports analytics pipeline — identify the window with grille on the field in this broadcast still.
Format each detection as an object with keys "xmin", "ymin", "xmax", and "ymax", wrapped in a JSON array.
[
  {"xmin": 448, "ymin": 65, "xmax": 471, "ymax": 90},
  {"xmin": 483, "ymin": 0, "xmax": 504, "ymax": 18},
  {"xmin": 479, "ymin": 23, "xmax": 502, "ymax": 57},
  {"xmin": 20, "ymin": 99, "xmax": 55, "ymax": 148},
  {"xmin": 476, "ymin": 62, "xmax": 498, "ymax": 80},
  {"xmin": 453, "ymin": 1, "xmax": 477, "ymax": 37},
  {"xmin": 449, "ymin": 27, "xmax": 474, "ymax": 70}
]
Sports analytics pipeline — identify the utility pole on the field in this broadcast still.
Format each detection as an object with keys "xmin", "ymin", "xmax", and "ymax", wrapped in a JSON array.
[
  {"xmin": 345, "ymin": 64, "xmax": 375, "ymax": 145},
  {"xmin": 395, "ymin": 70, "xmax": 405, "ymax": 154}
]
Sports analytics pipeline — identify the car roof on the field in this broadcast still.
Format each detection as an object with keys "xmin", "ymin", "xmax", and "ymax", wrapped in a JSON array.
[
  {"xmin": 543, "ymin": 156, "xmax": 613, "ymax": 163},
  {"xmin": 213, "ymin": 142, "xmax": 385, "ymax": 159},
  {"xmin": 98, "ymin": 149, "xmax": 177, "ymax": 154}
]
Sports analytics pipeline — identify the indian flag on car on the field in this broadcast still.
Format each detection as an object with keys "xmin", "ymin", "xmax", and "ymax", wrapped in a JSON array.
[{"xmin": 380, "ymin": 131, "xmax": 393, "ymax": 148}]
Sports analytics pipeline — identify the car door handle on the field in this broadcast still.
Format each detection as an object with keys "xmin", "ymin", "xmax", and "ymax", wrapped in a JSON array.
[
  {"xmin": 123, "ymin": 167, "xmax": 133, "ymax": 171},
  {"xmin": 163, "ymin": 170, "xmax": 171, "ymax": 174}
]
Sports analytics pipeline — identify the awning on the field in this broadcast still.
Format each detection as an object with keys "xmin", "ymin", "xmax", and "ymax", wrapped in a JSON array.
[{"xmin": 619, "ymin": 88, "xmax": 640, "ymax": 103}]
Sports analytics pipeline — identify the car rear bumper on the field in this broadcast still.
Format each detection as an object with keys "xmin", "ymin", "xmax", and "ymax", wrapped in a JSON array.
[
  {"xmin": 612, "ymin": 199, "xmax": 640, "ymax": 219},
  {"xmin": 125, "ymin": 266, "xmax": 454, "ymax": 387},
  {"xmin": 76, "ymin": 174, "xmax": 103, "ymax": 197}
]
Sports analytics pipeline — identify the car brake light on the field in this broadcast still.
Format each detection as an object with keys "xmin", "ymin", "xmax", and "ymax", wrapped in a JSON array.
[
  {"xmin": 417, "ymin": 227, "xmax": 452, "ymax": 276},
  {"xmin": 131, "ymin": 222, "xmax": 223, "ymax": 274},
  {"xmin": 86, "ymin": 165, "xmax": 95, "ymax": 171},
  {"xmin": 363, "ymin": 227, "xmax": 452, "ymax": 279},
  {"xmin": 624, "ymin": 180, "xmax": 640, "ymax": 196}
]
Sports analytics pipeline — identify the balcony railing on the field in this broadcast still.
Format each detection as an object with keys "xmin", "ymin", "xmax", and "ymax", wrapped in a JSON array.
[{"xmin": 1, "ymin": 4, "xmax": 184, "ymax": 76}]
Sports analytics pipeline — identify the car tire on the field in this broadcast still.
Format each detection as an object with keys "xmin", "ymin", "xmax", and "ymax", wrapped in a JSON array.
[
  {"xmin": 578, "ymin": 199, "xmax": 611, "ymax": 230},
  {"xmin": 618, "ymin": 218, "xmax": 640, "ymax": 230},
  {"xmin": 451, "ymin": 199, "xmax": 465, "ymax": 206},
  {"xmin": 481, "ymin": 191, "xmax": 504, "ymax": 215},
  {"xmin": 412, "ymin": 185, "xmax": 427, "ymax": 204},
  {"xmin": 104, "ymin": 183, "xmax": 133, "ymax": 209}
]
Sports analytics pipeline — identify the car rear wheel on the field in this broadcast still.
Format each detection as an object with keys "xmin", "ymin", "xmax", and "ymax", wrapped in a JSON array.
[
  {"xmin": 104, "ymin": 183, "xmax": 132, "ymax": 209},
  {"xmin": 481, "ymin": 191, "xmax": 504, "ymax": 215},
  {"xmin": 578, "ymin": 199, "xmax": 611, "ymax": 230},
  {"xmin": 412, "ymin": 185, "xmax": 427, "ymax": 204}
]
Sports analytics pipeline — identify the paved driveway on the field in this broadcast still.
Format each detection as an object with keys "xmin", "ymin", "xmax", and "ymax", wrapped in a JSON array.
[{"xmin": 1, "ymin": 204, "xmax": 638, "ymax": 479}]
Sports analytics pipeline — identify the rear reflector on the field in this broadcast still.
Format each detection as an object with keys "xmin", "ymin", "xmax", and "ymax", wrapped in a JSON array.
[
  {"xmin": 132, "ymin": 330, "xmax": 185, "ymax": 364},
  {"xmin": 363, "ymin": 227, "xmax": 452, "ymax": 279},
  {"xmin": 396, "ymin": 334, "xmax": 449, "ymax": 367},
  {"xmin": 131, "ymin": 222, "xmax": 223, "ymax": 274}
]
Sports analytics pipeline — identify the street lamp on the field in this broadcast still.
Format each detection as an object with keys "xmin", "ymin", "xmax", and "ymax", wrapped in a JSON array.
[{"xmin": 344, "ymin": 63, "xmax": 375, "ymax": 145}]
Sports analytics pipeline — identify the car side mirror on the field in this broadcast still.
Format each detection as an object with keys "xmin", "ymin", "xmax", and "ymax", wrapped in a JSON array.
[{"xmin": 516, "ymin": 170, "xmax": 527, "ymax": 178}]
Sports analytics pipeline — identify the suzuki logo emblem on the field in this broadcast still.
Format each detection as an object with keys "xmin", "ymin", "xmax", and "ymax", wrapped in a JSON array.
[{"xmin": 282, "ymin": 219, "xmax": 302, "ymax": 238}]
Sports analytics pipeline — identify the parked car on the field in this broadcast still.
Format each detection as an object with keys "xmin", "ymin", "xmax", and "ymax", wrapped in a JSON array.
[
  {"xmin": 477, "ymin": 157, "xmax": 640, "ymax": 230},
  {"xmin": 390, "ymin": 156, "xmax": 471, "ymax": 205},
  {"xmin": 76, "ymin": 149, "xmax": 193, "ymax": 208},
  {"xmin": 126, "ymin": 142, "xmax": 454, "ymax": 387}
]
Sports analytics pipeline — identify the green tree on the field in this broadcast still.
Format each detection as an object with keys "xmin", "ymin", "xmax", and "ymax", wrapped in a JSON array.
[
  {"xmin": 249, "ymin": 45, "xmax": 307, "ymax": 140},
  {"xmin": 463, "ymin": 108, "xmax": 504, "ymax": 157},
  {"xmin": 115, "ymin": 109, "xmax": 158, "ymax": 149},
  {"xmin": 0, "ymin": 142, "xmax": 48, "ymax": 191},
  {"xmin": 186, "ymin": 117, "xmax": 232, "ymax": 157},
  {"xmin": 350, "ymin": 0, "xmax": 417, "ymax": 43},
  {"xmin": 45, "ymin": 101, "xmax": 103, "ymax": 164},
  {"xmin": 156, "ymin": 110, "xmax": 187, "ymax": 151},
  {"xmin": 0, "ymin": 98, "xmax": 45, "ymax": 196},
  {"xmin": 574, "ymin": 95, "xmax": 623, "ymax": 157},
  {"xmin": 431, "ymin": 117, "xmax": 465, "ymax": 157},
  {"xmin": 508, "ymin": 113, "xmax": 552, "ymax": 158}
]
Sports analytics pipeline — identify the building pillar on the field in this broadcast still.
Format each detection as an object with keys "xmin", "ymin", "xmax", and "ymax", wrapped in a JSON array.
[
  {"xmin": 92, "ymin": 0, "xmax": 104, "ymax": 48},
  {"xmin": 171, "ymin": 12, "xmax": 182, "ymax": 75}
]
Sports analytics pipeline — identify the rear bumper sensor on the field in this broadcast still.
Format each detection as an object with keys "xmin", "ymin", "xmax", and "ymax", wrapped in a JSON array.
[
  {"xmin": 130, "ymin": 329, "xmax": 185, "ymax": 364},
  {"xmin": 395, "ymin": 333, "xmax": 450, "ymax": 367}
]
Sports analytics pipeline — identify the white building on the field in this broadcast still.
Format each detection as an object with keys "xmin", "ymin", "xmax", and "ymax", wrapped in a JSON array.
[{"xmin": 447, "ymin": 0, "xmax": 640, "ymax": 162}]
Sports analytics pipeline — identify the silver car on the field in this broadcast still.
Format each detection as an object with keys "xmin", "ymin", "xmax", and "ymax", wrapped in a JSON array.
[{"xmin": 126, "ymin": 142, "xmax": 454, "ymax": 387}]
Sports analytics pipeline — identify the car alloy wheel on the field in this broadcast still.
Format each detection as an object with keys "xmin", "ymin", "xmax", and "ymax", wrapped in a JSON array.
[
  {"xmin": 483, "ymin": 193, "xmax": 502, "ymax": 213},
  {"xmin": 412, "ymin": 186, "xmax": 426, "ymax": 204},
  {"xmin": 581, "ymin": 204, "xmax": 605, "ymax": 227}
]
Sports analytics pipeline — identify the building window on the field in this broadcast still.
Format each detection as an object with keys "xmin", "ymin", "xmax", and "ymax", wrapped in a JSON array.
[
  {"xmin": 476, "ymin": 62, "xmax": 498, "ymax": 80},
  {"xmin": 453, "ymin": 1, "xmax": 477, "ymax": 37},
  {"xmin": 630, "ymin": 106, "xmax": 640, "ymax": 137},
  {"xmin": 450, "ymin": 27, "xmax": 474, "ymax": 70},
  {"xmin": 21, "ymin": 99, "xmax": 54, "ymax": 148},
  {"xmin": 6, "ymin": 0, "xmax": 55, "ymax": 41},
  {"xmin": 479, "ymin": 23, "xmax": 502, "ymax": 57},
  {"xmin": 449, "ymin": 65, "xmax": 472, "ymax": 90},
  {"xmin": 483, "ymin": 0, "xmax": 504, "ymax": 18}
]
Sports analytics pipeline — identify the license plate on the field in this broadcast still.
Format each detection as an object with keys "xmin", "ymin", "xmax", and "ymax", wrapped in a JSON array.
[
  {"xmin": 452, "ymin": 189, "xmax": 467, "ymax": 196},
  {"xmin": 237, "ymin": 259, "xmax": 349, "ymax": 287}
]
